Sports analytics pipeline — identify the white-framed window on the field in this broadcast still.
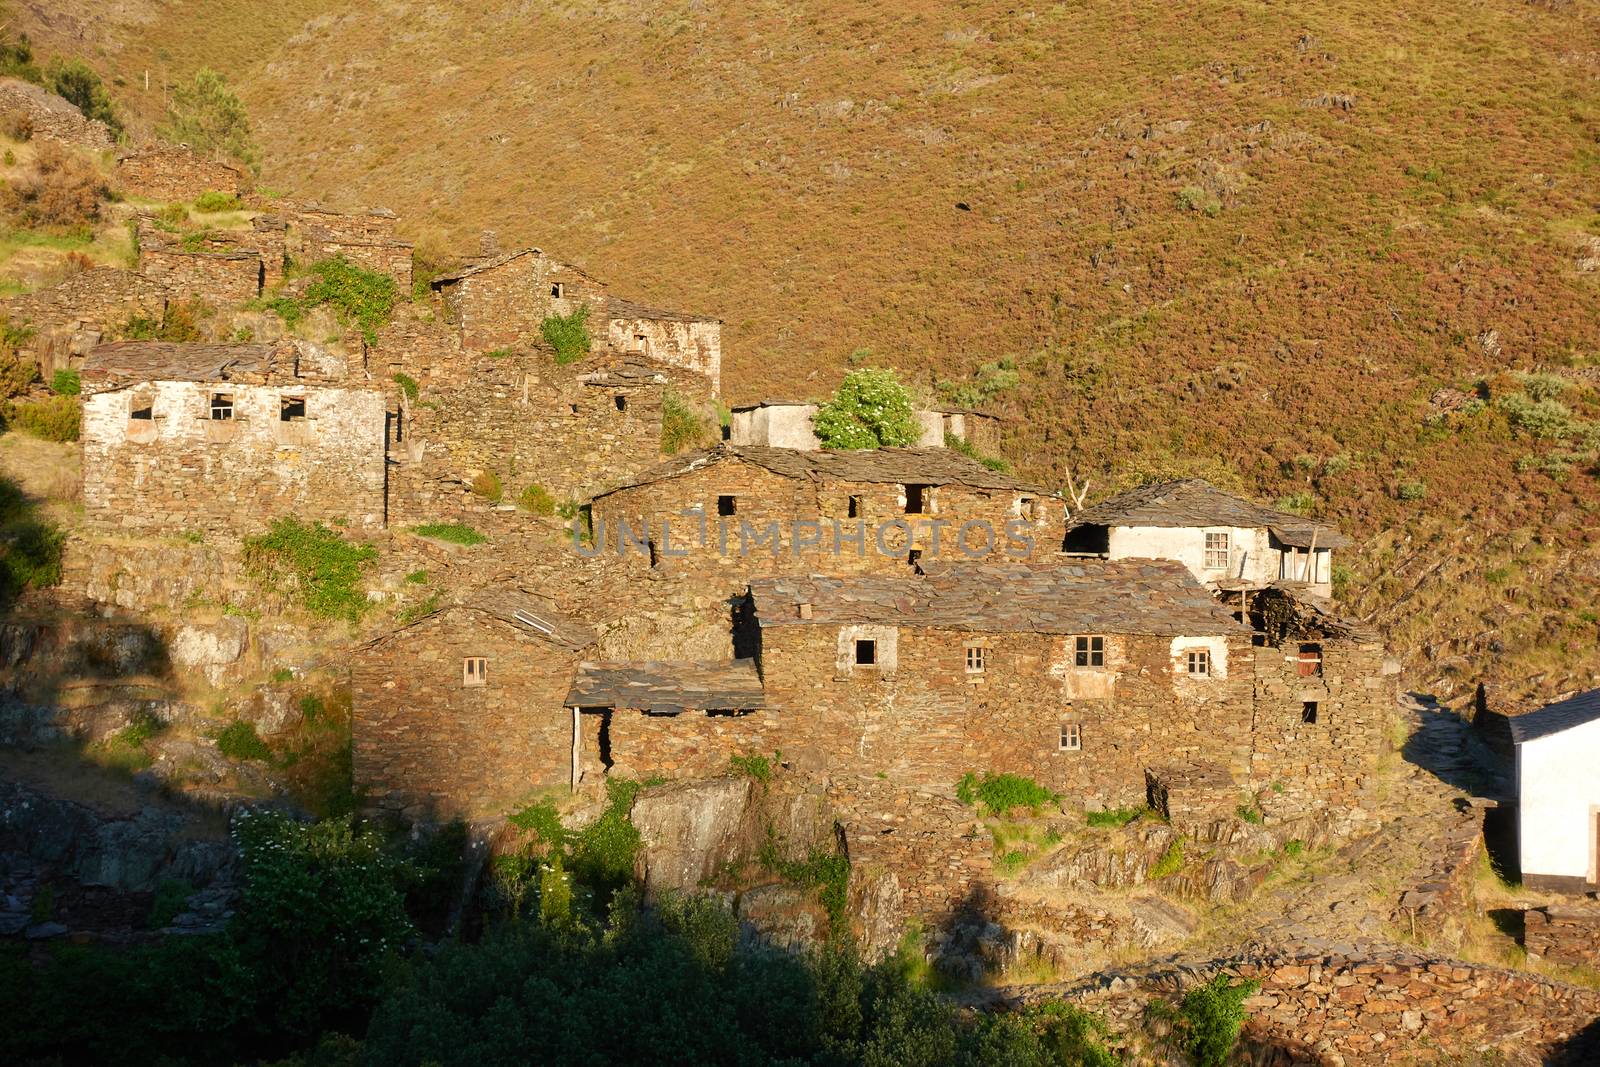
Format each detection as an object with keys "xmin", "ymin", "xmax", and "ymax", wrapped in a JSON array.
[
  {"xmin": 209, "ymin": 393, "xmax": 234, "ymax": 421},
  {"xmin": 1074, "ymin": 635, "xmax": 1105, "ymax": 667},
  {"xmin": 1059, "ymin": 722, "xmax": 1082, "ymax": 751},
  {"xmin": 463, "ymin": 657, "xmax": 488, "ymax": 687},
  {"xmin": 965, "ymin": 644, "xmax": 986, "ymax": 673},
  {"xmin": 1204, "ymin": 531, "xmax": 1230, "ymax": 570},
  {"xmin": 1186, "ymin": 650, "xmax": 1211, "ymax": 677}
]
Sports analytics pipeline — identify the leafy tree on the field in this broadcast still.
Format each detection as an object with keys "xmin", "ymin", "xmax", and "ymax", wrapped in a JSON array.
[
  {"xmin": 159, "ymin": 67, "xmax": 260, "ymax": 172},
  {"xmin": 813, "ymin": 368, "xmax": 920, "ymax": 450},
  {"xmin": 0, "ymin": 31, "xmax": 40, "ymax": 82},
  {"xmin": 45, "ymin": 58, "xmax": 122, "ymax": 136}
]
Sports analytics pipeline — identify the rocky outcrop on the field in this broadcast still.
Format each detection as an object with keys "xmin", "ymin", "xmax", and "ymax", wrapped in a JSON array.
[{"xmin": 631, "ymin": 776, "xmax": 758, "ymax": 894}]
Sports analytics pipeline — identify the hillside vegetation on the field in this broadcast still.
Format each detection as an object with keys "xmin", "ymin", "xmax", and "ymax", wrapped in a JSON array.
[{"xmin": 16, "ymin": 0, "xmax": 1600, "ymax": 705}]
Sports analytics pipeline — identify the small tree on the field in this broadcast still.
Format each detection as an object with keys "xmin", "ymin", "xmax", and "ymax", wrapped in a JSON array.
[
  {"xmin": 1176, "ymin": 974, "xmax": 1260, "ymax": 1067},
  {"xmin": 813, "ymin": 368, "xmax": 920, "ymax": 450},
  {"xmin": 45, "ymin": 59, "xmax": 122, "ymax": 137},
  {"xmin": 158, "ymin": 68, "xmax": 259, "ymax": 172}
]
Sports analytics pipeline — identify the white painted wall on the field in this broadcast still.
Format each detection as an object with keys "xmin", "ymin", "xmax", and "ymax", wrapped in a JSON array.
[
  {"xmin": 1168, "ymin": 635, "xmax": 1230, "ymax": 680},
  {"xmin": 729, "ymin": 404, "xmax": 821, "ymax": 449},
  {"xmin": 1106, "ymin": 525, "xmax": 1332, "ymax": 595},
  {"xmin": 1518, "ymin": 717, "xmax": 1600, "ymax": 883}
]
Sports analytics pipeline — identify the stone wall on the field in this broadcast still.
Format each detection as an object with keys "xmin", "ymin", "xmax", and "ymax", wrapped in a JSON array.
[
  {"xmin": 81, "ymin": 379, "xmax": 386, "ymax": 533},
  {"xmin": 758, "ymin": 625, "xmax": 1256, "ymax": 808},
  {"xmin": 352, "ymin": 609, "xmax": 584, "ymax": 819},
  {"xmin": 606, "ymin": 314, "xmax": 721, "ymax": 396},
  {"xmin": 302, "ymin": 238, "xmax": 413, "ymax": 289},
  {"xmin": 1526, "ymin": 904, "xmax": 1600, "ymax": 970},
  {"xmin": 116, "ymin": 145, "xmax": 249, "ymax": 202},
  {"xmin": 583, "ymin": 706, "xmax": 782, "ymax": 785},
  {"xmin": 0, "ymin": 78, "xmax": 114, "ymax": 150},
  {"xmin": 139, "ymin": 247, "xmax": 262, "ymax": 307},
  {"xmin": 387, "ymin": 349, "xmax": 665, "ymax": 517},
  {"xmin": 436, "ymin": 254, "xmax": 608, "ymax": 353},
  {"xmin": 0, "ymin": 267, "xmax": 168, "ymax": 374}
]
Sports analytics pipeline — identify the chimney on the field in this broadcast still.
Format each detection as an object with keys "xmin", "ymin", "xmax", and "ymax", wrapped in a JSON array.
[{"xmin": 479, "ymin": 229, "xmax": 500, "ymax": 258}]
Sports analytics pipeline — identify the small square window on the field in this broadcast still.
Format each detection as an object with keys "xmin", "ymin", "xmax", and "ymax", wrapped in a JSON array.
[
  {"xmin": 848, "ymin": 494, "xmax": 862, "ymax": 518},
  {"xmin": 1204, "ymin": 531, "xmax": 1230, "ymax": 570},
  {"xmin": 614, "ymin": 394, "xmax": 628, "ymax": 412},
  {"xmin": 1186, "ymin": 650, "xmax": 1211, "ymax": 676},
  {"xmin": 209, "ymin": 393, "xmax": 234, "ymax": 421},
  {"xmin": 904, "ymin": 484, "xmax": 930, "ymax": 515},
  {"xmin": 717, "ymin": 495, "xmax": 737, "ymax": 516},
  {"xmin": 855, "ymin": 639, "xmax": 877, "ymax": 666},
  {"xmin": 280, "ymin": 395, "xmax": 306, "ymax": 422},
  {"xmin": 129, "ymin": 401, "xmax": 154, "ymax": 420},
  {"xmin": 965, "ymin": 644, "xmax": 986, "ymax": 673},
  {"xmin": 463, "ymin": 657, "xmax": 488, "ymax": 687},
  {"xmin": 551, "ymin": 282, "xmax": 564, "ymax": 298},
  {"xmin": 1059, "ymin": 722, "xmax": 1082, "ymax": 751},
  {"xmin": 1302, "ymin": 701, "xmax": 1319, "ymax": 724},
  {"xmin": 1074, "ymin": 635, "xmax": 1105, "ymax": 668}
]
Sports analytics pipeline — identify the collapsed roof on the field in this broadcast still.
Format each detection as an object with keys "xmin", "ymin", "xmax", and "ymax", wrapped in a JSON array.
[{"xmin": 1068, "ymin": 479, "xmax": 1351, "ymax": 548}]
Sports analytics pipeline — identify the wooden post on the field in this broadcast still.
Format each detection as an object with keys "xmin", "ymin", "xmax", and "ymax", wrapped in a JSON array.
[
  {"xmin": 1302, "ymin": 529, "xmax": 1320, "ymax": 583},
  {"xmin": 570, "ymin": 706, "xmax": 580, "ymax": 791}
]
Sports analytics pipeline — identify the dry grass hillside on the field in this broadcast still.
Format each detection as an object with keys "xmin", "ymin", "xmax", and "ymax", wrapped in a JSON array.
[{"xmin": 17, "ymin": 0, "xmax": 1600, "ymax": 706}]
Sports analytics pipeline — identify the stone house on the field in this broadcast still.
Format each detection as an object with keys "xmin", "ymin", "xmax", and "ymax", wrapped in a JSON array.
[
  {"xmin": 116, "ymin": 144, "xmax": 251, "ymax": 202},
  {"xmin": 727, "ymin": 400, "xmax": 1001, "ymax": 452},
  {"xmin": 385, "ymin": 349, "xmax": 670, "ymax": 520},
  {"xmin": 137, "ymin": 225, "xmax": 263, "ymax": 309},
  {"xmin": 79, "ymin": 340, "xmax": 386, "ymax": 533},
  {"xmin": 352, "ymin": 588, "xmax": 596, "ymax": 819},
  {"xmin": 604, "ymin": 297, "xmax": 722, "ymax": 397},
  {"xmin": 288, "ymin": 203, "xmax": 414, "ymax": 289},
  {"xmin": 0, "ymin": 77, "xmax": 114, "ymax": 150},
  {"xmin": 589, "ymin": 445, "xmax": 1064, "ymax": 583},
  {"xmin": 1063, "ymin": 479, "xmax": 1350, "ymax": 598},
  {"xmin": 1511, "ymin": 689, "xmax": 1600, "ymax": 892},
  {"xmin": 0, "ymin": 267, "xmax": 168, "ymax": 375},
  {"xmin": 137, "ymin": 214, "xmax": 289, "ymax": 292}
]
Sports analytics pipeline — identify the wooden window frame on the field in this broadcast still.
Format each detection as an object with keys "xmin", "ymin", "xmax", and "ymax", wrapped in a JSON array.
[
  {"xmin": 1203, "ymin": 531, "xmax": 1230, "ymax": 570},
  {"xmin": 964, "ymin": 644, "xmax": 986, "ymax": 674},
  {"xmin": 1185, "ymin": 649, "xmax": 1211, "ymax": 677},
  {"xmin": 1074, "ymin": 635, "xmax": 1105, "ymax": 668},
  {"xmin": 463, "ymin": 656, "xmax": 488, "ymax": 687},
  {"xmin": 1059, "ymin": 722, "xmax": 1082, "ymax": 751}
]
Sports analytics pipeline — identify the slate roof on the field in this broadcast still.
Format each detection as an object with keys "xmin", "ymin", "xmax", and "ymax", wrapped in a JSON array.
[
  {"xmin": 749, "ymin": 559, "xmax": 1244, "ymax": 636},
  {"xmin": 461, "ymin": 586, "xmax": 595, "ymax": 650},
  {"xmin": 596, "ymin": 444, "xmax": 1052, "ymax": 497},
  {"xmin": 565, "ymin": 658, "xmax": 765, "ymax": 712},
  {"xmin": 82, "ymin": 341, "xmax": 278, "ymax": 384},
  {"xmin": 1508, "ymin": 689, "xmax": 1600, "ymax": 745},
  {"xmin": 606, "ymin": 295, "xmax": 720, "ymax": 324},
  {"xmin": 432, "ymin": 247, "xmax": 544, "ymax": 284},
  {"xmin": 1068, "ymin": 479, "xmax": 1351, "ymax": 548}
]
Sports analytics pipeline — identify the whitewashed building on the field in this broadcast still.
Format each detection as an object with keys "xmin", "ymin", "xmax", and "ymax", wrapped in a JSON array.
[{"xmin": 1513, "ymin": 690, "xmax": 1600, "ymax": 893}]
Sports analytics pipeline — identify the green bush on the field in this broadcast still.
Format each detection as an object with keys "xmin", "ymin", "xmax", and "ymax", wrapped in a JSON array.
[
  {"xmin": 1177, "ymin": 185, "xmax": 1222, "ymax": 216},
  {"xmin": 412, "ymin": 522, "xmax": 485, "ymax": 545},
  {"xmin": 121, "ymin": 300, "xmax": 205, "ymax": 342},
  {"xmin": 729, "ymin": 751, "xmax": 779, "ymax": 783},
  {"xmin": 660, "ymin": 388, "xmax": 710, "ymax": 454},
  {"xmin": 7, "ymin": 394, "xmax": 80, "ymax": 441},
  {"xmin": 1235, "ymin": 803, "xmax": 1263, "ymax": 825},
  {"xmin": 242, "ymin": 517, "xmax": 378, "ymax": 622},
  {"xmin": 45, "ymin": 58, "xmax": 122, "ymax": 137},
  {"xmin": 1176, "ymin": 974, "xmax": 1260, "ymax": 1067},
  {"xmin": 392, "ymin": 372, "xmax": 419, "ymax": 402},
  {"xmin": 158, "ymin": 68, "xmax": 259, "ymax": 171},
  {"xmin": 956, "ymin": 771, "xmax": 1060, "ymax": 816},
  {"xmin": 541, "ymin": 305, "xmax": 591, "ymax": 365},
  {"xmin": 938, "ymin": 357, "xmax": 1019, "ymax": 408},
  {"xmin": 1150, "ymin": 837, "xmax": 1185, "ymax": 879},
  {"xmin": 1274, "ymin": 491, "xmax": 1313, "ymax": 515},
  {"xmin": 813, "ymin": 367, "xmax": 920, "ymax": 449},
  {"xmin": 215, "ymin": 720, "xmax": 271, "ymax": 762},
  {"xmin": 508, "ymin": 798, "xmax": 570, "ymax": 852},
  {"xmin": 1499, "ymin": 392, "xmax": 1583, "ymax": 440},
  {"xmin": 945, "ymin": 431, "xmax": 1010, "ymax": 472},
  {"xmin": 759, "ymin": 834, "xmax": 851, "ymax": 934},
  {"xmin": 147, "ymin": 878, "xmax": 194, "ymax": 929},
  {"xmin": 469, "ymin": 470, "xmax": 502, "ymax": 502},
  {"xmin": 0, "ymin": 31, "xmax": 40, "ymax": 84},
  {"xmin": 193, "ymin": 190, "xmax": 241, "ymax": 213},
  {"xmin": 49, "ymin": 368, "xmax": 79, "ymax": 395},
  {"xmin": 1396, "ymin": 480, "xmax": 1427, "ymax": 502},
  {"xmin": 297, "ymin": 256, "xmax": 397, "ymax": 344},
  {"xmin": 0, "ymin": 477, "xmax": 63, "ymax": 601},
  {"xmin": 517, "ymin": 483, "xmax": 556, "ymax": 515},
  {"xmin": 1085, "ymin": 805, "xmax": 1146, "ymax": 828}
]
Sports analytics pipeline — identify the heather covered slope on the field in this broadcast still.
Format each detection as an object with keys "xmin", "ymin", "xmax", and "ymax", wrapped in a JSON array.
[{"xmin": 20, "ymin": 0, "xmax": 1600, "ymax": 704}]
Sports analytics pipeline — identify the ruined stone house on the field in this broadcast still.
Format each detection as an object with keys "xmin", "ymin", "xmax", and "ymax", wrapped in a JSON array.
[
  {"xmin": 287, "ymin": 203, "xmax": 414, "ymax": 290},
  {"xmin": 115, "ymin": 144, "xmax": 251, "ymax": 203},
  {"xmin": 79, "ymin": 340, "xmax": 386, "ymax": 534},
  {"xmin": 0, "ymin": 266, "xmax": 168, "ymax": 375},
  {"xmin": 352, "ymin": 588, "xmax": 596, "ymax": 819},
  {"xmin": 430, "ymin": 248, "xmax": 722, "ymax": 394},
  {"xmin": 1063, "ymin": 479, "xmax": 1350, "ymax": 598},
  {"xmin": 136, "ymin": 221, "xmax": 264, "ymax": 309},
  {"xmin": 589, "ymin": 445, "xmax": 1065, "ymax": 585},
  {"xmin": 728, "ymin": 400, "xmax": 1002, "ymax": 453},
  {"xmin": 0, "ymin": 77, "xmax": 114, "ymax": 150}
]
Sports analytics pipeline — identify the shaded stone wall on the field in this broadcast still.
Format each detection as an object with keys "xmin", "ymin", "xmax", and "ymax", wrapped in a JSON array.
[
  {"xmin": 367, "ymin": 305, "xmax": 463, "ymax": 387},
  {"xmin": 0, "ymin": 267, "xmax": 168, "ymax": 373},
  {"xmin": 606, "ymin": 315, "xmax": 721, "ymax": 395},
  {"xmin": 436, "ymin": 255, "xmax": 608, "ymax": 352},
  {"xmin": 758, "ymin": 626, "xmax": 1256, "ymax": 808},
  {"xmin": 579, "ymin": 707, "xmax": 782, "ymax": 784},
  {"xmin": 352, "ymin": 610, "xmax": 582, "ymax": 819},
  {"xmin": 81, "ymin": 380, "xmax": 386, "ymax": 533},
  {"xmin": 1251, "ymin": 636, "xmax": 1388, "ymax": 816},
  {"xmin": 116, "ymin": 146, "xmax": 248, "ymax": 202},
  {"xmin": 387, "ymin": 349, "xmax": 665, "ymax": 519},
  {"xmin": 139, "ymin": 247, "xmax": 261, "ymax": 307},
  {"xmin": 830, "ymin": 777, "xmax": 992, "ymax": 922},
  {"xmin": 0, "ymin": 78, "xmax": 114, "ymax": 150}
]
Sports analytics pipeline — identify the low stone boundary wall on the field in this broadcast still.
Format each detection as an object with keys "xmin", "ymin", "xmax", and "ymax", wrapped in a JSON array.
[
  {"xmin": 1388, "ymin": 799, "xmax": 1483, "ymax": 948},
  {"xmin": 1526, "ymin": 904, "xmax": 1600, "ymax": 969}
]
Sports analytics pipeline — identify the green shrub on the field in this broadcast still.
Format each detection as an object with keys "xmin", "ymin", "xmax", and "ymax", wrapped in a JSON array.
[
  {"xmin": 403, "ymin": 569, "xmax": 428, "ymax": 584},
  {"xmin": 268, "ymin": 667, "xmax": 294, "ymax": 683},
  {"xmin": 0, "ymin": 31, "xmax": 40, "ymax": 84},
  {"xmin": 759, "ymin": 834, "xmax": 851, "ymax": 934},
  {"xmin": 469, "ymin": 470, "xmax": 502, "ymax": 502},
  {"xmin": 242, "ymin": 517, "xmax": 378, "ymax": 621},
  {"xmin": 569, "ymin": 777, "xmax": 647, "ymax": 897},
  {"xmin": 939, "ymin": 357, "xmax": 1020, "ymax": 408},
  {"xmin": 215, "ymin": 720, "xmax": 271, "ymax": 762},
  {"xmin": 94, "ymin": 712, "xmax": 161, "ymax": 773},
  {"xmin": 1176, "ymin": 974, "xmax": 1260, "ymax": 1067},
  {"xmin": 540, "ymin": 305, "xmax": 591, "ymax": 365},
  {"xmin": 955, "ymin": 771, "xmax": 1060, "ymax": 816},
  {"xmin": 728, "ymin": 751, "xmax": 778, "ymax": 783},
  {"xmin": 1500, "ymin": 392, "xmax": 1582, "ymax": 440},
  {"xmin": 44, "ymin": 58, "xmax": 122, "ymax": 137},
  {"xmin": 517, "ymin": 483, "xmax": 556, "ymax": 515},
  {"xmin": 1177, "ymin": 185, "xmax": 1222, "ymax": 216},
  {"xmin": 300, "ymin": 256, "xmax": 397, "ymax": 344},
  {"xmin": 813, "ymin": 367, "xmax": 920, "ymax": 449},
  {"xmin": 508, "ymin": 798, "xmax": 570, "ymax": 852},
  {"xmin": 49, "ymin": 368, "xmax": 79, "ymax": 395},
  {"xmin": 1086, "ymin": 805, "xmax": 1146, "ymax": 828},
  {"xmin": 7, "ymin": 394, "xmax": 80, "ymax": 441},
  {"xmin": 392, "ymin": 372, "xmax": 419, "ymax": 402},
  {"xmin": 944, "ymin": 430, "xmax": 1011, "ymax": 472},
  {"xmin": 1275, "ymin": 491, "xmax": 1313, "ymax": 515},
  {"xmin": 158, "ymin": 68, "xmax": 259, "ymax": 171},
  {"xmin": 192, "ymin": 190, "xmax": 241, "ymax": 213},
  {"xmin": 1282, "ymin": 839, "xmax": 1305, "ymax": 857},
  {"xmin": 0, "ymin": 477, "xmax": 63, "ymax": 601},
  {"xmin": 538, "ymin": 853, "xmax": 576, "ymax": 929},
  {"xmin": 660, "ymin": 389, "xmax": 710, "ymax": 455},
  {"xmin": 412, "ymin": 522, "xmax": 485, "ymax": 545},
  {"xmin": 1150, "ymin": 836, "xmax": 1185, "ymax": 879},
  {"xmin": 120, "ymin": 300, "xmax": 204, "ymax": 342},
  {"xmin": 1518, "ymin": 372, "xmax": 1570, "ymax": 402},
  {"xmin": 1396, "ymin": 480, "xmax": 1427, "ymax": 501},
  {"xmin": 147, "ymin": 878, "xmax": 194, "ymax": 929},
  {"xmin": 1235, "ymin": 803, "xmax": 1263, "ymax": 825}
]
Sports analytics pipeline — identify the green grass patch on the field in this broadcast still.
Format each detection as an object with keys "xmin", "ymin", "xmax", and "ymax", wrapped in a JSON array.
[
  {"xmin": 192, "ymin": 191, "xmax": 241, "ymax": 213},
  {"xmin": 215, "ymin": 720, "xmax": 271, "ymax": 762},
  {"xmin": 541, "ymin": 305, "xmax": 591, "ymax": 365},
  {"xmin": 392, "ymin": 373, "xmax": 419, "ymax": 402},
  {"xmin": 403, "ymin": 569, "xmax": 428, "ymax": 584},
  {"xmin": 1086, "ymin": 805, "xmax": 1148, "ymax": 828},
  {"xmin": 660, "ymin": 389, "xmax": 709, "ymax": 454},
  {"xmin": 1150, "ymin": 836, "xmax": 1185, "ymax": 880},
  {"xmin": 728, "ymin": 751, "xmax": 779, "ymax": 784},
  {"xmin": 955, "ymin": 771, "xmax": 1060, "ymax": 816},
  {"xmin": 5, "ymin": 395, "xmax": 80, "ymax": 442},
  {"xmin": 0, "ymin": 477, "xmax": 63, "ymax": 602},
  {"xmin": 412, "ymin": 522, "xmax": 485, "ymax": 546},
  {"xmin": 517, "ymin": 484, "xmax": 555, "ymax": 515},
  {"xmin": 48, "ymin": 368, "xmax": 79, "ymax": 396},
  {"xmin": 147, "ymin": 878, "xmax": 194, "ymax": 929},
  {"xmin": 1236, "ymin": 803, "xmax": 1264, "ymax": 825},
  {"xmin": 242, "ymin": 517, "xmax": 377, "ymax": 622},
  {"xmin": 759, "ymin": 831, "xmax": 850, "ymax": 935}
]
